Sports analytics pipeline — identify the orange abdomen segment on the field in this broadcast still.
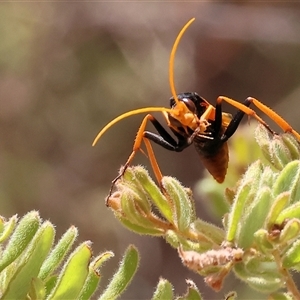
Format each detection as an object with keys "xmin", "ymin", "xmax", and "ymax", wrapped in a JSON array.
[{"xmin": 198, "ymin": 143, "xmax": 229, "ymax": 183}]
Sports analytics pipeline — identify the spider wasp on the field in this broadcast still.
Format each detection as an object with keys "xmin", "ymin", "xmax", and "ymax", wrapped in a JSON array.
[{"xmin": 93, "ymin": 18, "xmax": 300, "ymax": 195}]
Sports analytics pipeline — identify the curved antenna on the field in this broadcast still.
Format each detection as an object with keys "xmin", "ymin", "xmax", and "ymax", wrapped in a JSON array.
[
  {"xmin": 92, "ymin": 106, "xmax": 173, "ymax": 146},
  {"xmin": 93, "ymin": 19, "xmax": 195, "ymax": 147},
  {"xmin": 169, "ymin": 18, "xmax": 195, "ymax": 104}
]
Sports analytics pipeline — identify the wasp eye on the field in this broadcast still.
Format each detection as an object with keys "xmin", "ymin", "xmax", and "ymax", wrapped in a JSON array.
[
  {"xmin": 182, "ymin": 98, "xmax": 197, "ymax": 113},
  {"xmin": 169, "ymin": 97, "xmax": 176, "ymax": 108}
]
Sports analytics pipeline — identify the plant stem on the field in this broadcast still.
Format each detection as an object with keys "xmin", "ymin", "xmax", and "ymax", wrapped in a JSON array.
[{"xmin": 272, "ymin": 248, "xmax": 300, "ymax": 298}]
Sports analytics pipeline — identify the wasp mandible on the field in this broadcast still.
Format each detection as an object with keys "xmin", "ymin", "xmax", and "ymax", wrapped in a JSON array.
[{"xmin": 93, "ymin": 18, "xmax": 300, "ymax": 194}]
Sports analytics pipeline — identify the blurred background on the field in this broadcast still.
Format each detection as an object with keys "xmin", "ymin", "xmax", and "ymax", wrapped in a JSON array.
[{"xmin": 1, "ymin": 2, "xmax": 300, "ymax": 299}]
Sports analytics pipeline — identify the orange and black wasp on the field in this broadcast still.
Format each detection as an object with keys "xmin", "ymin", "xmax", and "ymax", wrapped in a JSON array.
[{"xmin": 93, "ymin": 18, "xmax": 300, "ymax": 194}]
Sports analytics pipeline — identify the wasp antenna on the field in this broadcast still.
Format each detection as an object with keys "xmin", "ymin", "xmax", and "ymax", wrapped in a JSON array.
[
  {"xmin": 92, "ymin": 107, "xmax": 173, "ymax": 146},
  {"xmin": 169, "ymin": 18, "xmax": 195, "ymax": 105}
]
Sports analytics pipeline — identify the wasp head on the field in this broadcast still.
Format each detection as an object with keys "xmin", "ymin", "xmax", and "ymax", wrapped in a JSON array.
[
  {"xmin": 170, "ymin": 92, "xmax": 209, "ymax": 117},
  {"xmin": 166, "ymin": 92, "xmax": 211, "ymax": 135}
]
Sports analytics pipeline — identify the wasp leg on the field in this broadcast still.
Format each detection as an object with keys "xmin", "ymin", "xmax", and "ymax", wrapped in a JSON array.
[
  {"xmin": 108, "ymin": 114, "xmax": 186, "ymax": 200},
  {"xmin": 247, "ymin": 97, "xmax": 300, "ymax": 140},
  {"xmin": 144, "ymin": 115, "xmax": 190, "ymax": 152},
  {"xmin": 143, "ymin": 137, "xmax": 163, "ymax": 183},
  {"xmin": 216, "ymin": 98, "xmax": 252, "ymax": 142},
  {"xmin": 217, "ymin": 96, "xmax": 275, "ymax": 137},
  {"xmin": 107, "ymin": 135, "xmax": 164, "ymax": 204},
  {"xmin": 217, "ymin": 96, "xmax": 300, "ymax": 141},
  {"xmin": 144, "ymin": 131, "xmax": 180, "ymax": 150},
  {"xmin": 108, "ymin": 114, "xmax": 157, "ymax": 196},
  {"xmin": 146, "ymin": 115, "xmax": 180, "ymax": 146}
]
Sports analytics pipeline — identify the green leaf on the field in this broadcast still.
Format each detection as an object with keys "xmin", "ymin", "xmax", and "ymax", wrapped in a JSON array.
[
  {"xmin": 178, "ymin": 279, "xmax": 203, "ymax": 300},
  {"xmin": 273, "ymin": 161, "xmax": 300, "ymax": 203},
  {"xmin": 28, "ymin": 277, "xmax": 46, "ymax": 300},
  {"xmin": 253, "ymin": 229, "xmax": 273, "ymax": 253},
  {"xmin": 237, "ymin": 187, "xmax": 272, "ymax": 248},
  {"xmin": 234, "ymin": 263, "xmax": 283, "ymax": 293},
  {"xmin": 94, "ymin": 251, "xmax": 115, "ymax": 269},
  {"xmin": 282, "ymin": 239, "xmax": 300, "ymax": 268},
  {"xmin": 269, "ymin": 292, "xmax": 294, "ymax": 300},
  {"xmin": 255, "ymin": 124, "xmax": 274, "ymax": 164},
  {"xmin": 131, "ymin": 166, "xmax": 173, "ymax": 223},
  {"xmin": 78, "ymin": 261, "xmax": 100, "ymax": 299},
  {"xmin": 39, "ymin": 225, "xmax": 78, "ymax": 280},
  {"xmin": 276, "ymin": 203, "xmax": 300, "ymax": 225},
  {"xmin": 121, "ymin": 167, "xmax": 152, "ymax": 213},
  {"xmin": 246, "ymin": 275, "xmax": 283, "ymax": 294},
  {"xmin": 281, "ymin": 133, "xmax": 300, "ymax": 161},
  {"xmin": 47, "ymin": 242, "xmax": 92, "ymax": 299},
  {"xmin": 244, "ymin": 256, "xmax": 277, "ymax": 275},
  {"xmin": 265, "ymin": 192, "xmax": 290, "ymax": 229},
  {"xmin": 2, "ymin": 221, "xmax": 54, "ymax": 299},
  {"xmin": 120, "ymin": 189, "xmax": 161, "ymax": 231},
  {"xmin": 226, "ymin": 182, "xmax": 252, "ymax": 243},
  {"xmin": 279, "ymin": 219, "xmax": 300, "ymax": 245},
  {"xmin": 165, "ymin": 230, "xmax": 212, "ymax": 252},
  {"xmin": 99, "ymin": 245, "xmax": 139, "ymax": 300},
  {"xmin": 152, "ymin": 278, "xmax": 174, "ymax": 300},
  {"xmin": 162, "ymin": 176, "xmax": 195, "ymax": 231},
  {"xmin": 224, "ymin": 291, "xmax": 237, "ymax": 300},
  {"xmin": 117, "ymin": 215, "xmax": 165, "ymax": 236},
  {"xmin": 0, "ymin": 211, "xmax": 40, "ymax": 272},
  {"xmin": 269, "ymin": 136, "xmax": 293, "ymax": 170},
  {"xmin": 242, "ymin": 160, "xmax": 264, "ymax": 195},
  {"xmin": 258, "ymin": 166, "xmax": 276, "ymax": 190},
  {"xmin": 192, "ymin": 219, "xmax": 225, "ymax": 245},
  {"xmin": 44, "ymin": 276, "xmax": 57, "ymax": 297},
  {"xmin": 0, "ymin": 215, "xmax": 17, "ymax": 243},
  {"xmin": 78, "ymin": 252, "xmax": 114, "ymax": 300}
]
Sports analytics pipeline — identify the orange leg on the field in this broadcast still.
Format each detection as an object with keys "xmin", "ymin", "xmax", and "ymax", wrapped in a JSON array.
[
  {"xmin": 217, "ymin": 96, "xmax": 300, "ymax": 140},
  {"xmin": 108, "ymin": 114, "xmax": 164, "ymax": 198},
  {"xmin": 143, "ymin": 138, "xmax": 163, "ymax": 183}
]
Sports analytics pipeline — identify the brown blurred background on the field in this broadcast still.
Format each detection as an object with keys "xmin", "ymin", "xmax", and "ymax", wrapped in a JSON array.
[{"xmin": 1, "ymin": 2, "xmax": 300, "ymax": 299}]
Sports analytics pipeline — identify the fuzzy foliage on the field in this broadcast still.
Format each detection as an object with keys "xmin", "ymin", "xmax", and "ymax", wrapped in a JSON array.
[{"xmin": 107, "ymin": 125, "xmax": 300, "ymax": 299}]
